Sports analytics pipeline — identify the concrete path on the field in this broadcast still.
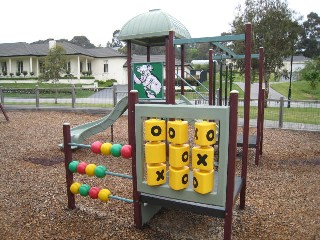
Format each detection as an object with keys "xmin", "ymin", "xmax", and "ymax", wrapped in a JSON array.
[{"xmin": 235, "ymin": 82, "xmax": 287, "ymax": 100}]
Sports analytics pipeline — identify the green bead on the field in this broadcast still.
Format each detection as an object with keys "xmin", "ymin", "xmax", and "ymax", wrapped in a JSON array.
[
  {"xmin": 68, "ymin": 160, "xmax": 79, "ymax": 173},
  {"xmin": 79, "ymin": 184, "xmax": 90, "ymax": 196},
  {"xmin": 94, "ymin": 165, "xmax": 107, "ymax": 178},
  {"xmin": 110, "ymin": 144, "xmax": 122, "ymax": 157}
]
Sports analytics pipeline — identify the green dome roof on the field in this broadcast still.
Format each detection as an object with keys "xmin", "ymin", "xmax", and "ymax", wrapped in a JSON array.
[{"xmin": 119, "ymin": 9, "xmax": 191, "ymax": 46}]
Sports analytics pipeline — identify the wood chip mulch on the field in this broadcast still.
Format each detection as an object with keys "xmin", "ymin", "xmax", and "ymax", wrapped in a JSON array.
[{"xmin": 0, "ymin": 111, "xmax": 319, "ymax": 240}]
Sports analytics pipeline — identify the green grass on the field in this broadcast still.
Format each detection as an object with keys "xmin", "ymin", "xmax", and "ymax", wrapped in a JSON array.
[
  {"xmin": 270, "ymin": 81, "xmax": 320, "ymax": 100},
  {"xmin": 238, "ymin": 106, "xmax": 320, "ymax": 125}
]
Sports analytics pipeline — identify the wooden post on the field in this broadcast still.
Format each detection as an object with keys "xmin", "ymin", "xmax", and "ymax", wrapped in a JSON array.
[
  {"xmin": 180, "ymin": 44, "xmax": 185, "ymax": 95},
  {"xmin": 35, "ymin": 85, "xmax": 39, "ymax": 108},
  {"xmin": 224, "ymin": 90, "xmax": 238, "ymax": 240},
  {"xmin": 127, "ymin": 40, "xmax": 132, "ymax": 93},
  {"xmin": 128, "ymin": 90, "xmax": 141, "ymax": 228},
  {"xmin": 71, "ymin": 84, "xmax": 76, "ymax": 108},
  {"xmin": 0, "ymin": 86, "xmax": 4, "ymax": 103},
  {"xmin": 63, "ymin": 123, "xmax": 75, "ymax": 209},
  {"xmin": 240, "ymin": 22, "xmax": 252, "ymax": 210},
  {"xmin": 0, "ymin": 103, "xmax": 9, "ymax": 121},
  {"xmin": 209, "ymin": 49, "xmax": 213, "ymax": 105}
]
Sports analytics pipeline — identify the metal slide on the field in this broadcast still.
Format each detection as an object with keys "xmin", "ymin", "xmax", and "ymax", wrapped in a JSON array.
[{"xmin": 61, "ymin": 96, "xmax": 128, "ymax": 148}]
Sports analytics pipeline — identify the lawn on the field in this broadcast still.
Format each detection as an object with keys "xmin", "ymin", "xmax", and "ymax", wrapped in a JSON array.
[{"xmin": 270, "ymin": 80, "xmax": 320, "ymax": 100}]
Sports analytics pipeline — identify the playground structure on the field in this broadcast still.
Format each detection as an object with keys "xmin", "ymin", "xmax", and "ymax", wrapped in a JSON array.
[
  {"xmin": 63, "ymin": 9, "xmax": 264, "ymax": 239},
  {"xmin": 0, "ymin": 103, "xmax": 9, "ymax": 121},
  {"xmin": 64, "ymin": 90, "xmax": 242, "ymax": 240}
]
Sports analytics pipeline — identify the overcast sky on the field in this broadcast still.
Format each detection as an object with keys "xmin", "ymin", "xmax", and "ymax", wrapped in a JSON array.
[{"xmin": 1, "ymin": 0, "xmax": 319, "ymax": 47}]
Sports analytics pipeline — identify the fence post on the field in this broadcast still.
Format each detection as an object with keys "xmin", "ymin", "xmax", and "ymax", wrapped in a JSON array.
[
  {"xmin": 35, "ymin": 85, "xmax": 39, "ymax": 108},
  {"xmin": 279, "ymin": 97, "xmax": 284, "ymax": 128},
  {"xmin": 0, "ymin": 86, "xmax": 4, "ymax": 103},
  {"xmin": 71, "ymin": 84, "xmax": 76, "ymax": 108}
]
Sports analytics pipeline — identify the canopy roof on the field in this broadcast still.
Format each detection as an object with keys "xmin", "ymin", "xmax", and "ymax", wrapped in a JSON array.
[{"xmin": 119, "ymin": 9, "xmax": 191, "ymax": 46}]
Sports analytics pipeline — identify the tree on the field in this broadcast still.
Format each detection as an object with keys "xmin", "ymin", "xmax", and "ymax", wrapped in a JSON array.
[
  {"xmin": 298, "ymin": 12, "xmax": 320, "ymax": 58},
  {"xmin": 70, "ymin": 36, "xmax": 96, "ymax": 48},
  {"xmin": 107, "ymin": 30, "xmax": 123, "ymax": 49},
  {"xmin": 40, "ymin": 45, "xmax": 67, "ymax": 104},
  {"xmin": 230, "ymin": 0, "xmax": 301, "ymax": 101}
]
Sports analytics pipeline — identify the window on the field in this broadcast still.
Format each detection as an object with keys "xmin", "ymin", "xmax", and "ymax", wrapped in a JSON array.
[
  {"xmin": 67, "ymin": 62, "xmax": 71, "ymax": 73},
  {"xmin": 87, "ymin": 62, "xmax": 92, "ymax": 72},
  {"xmin": 104, "ymin": 60, "xmax": 108, "ymax": 73},
  {"xmin": 80, "ymin": 62, "xmax": 83, "ymax": 72},
  {"xmin": 39, "ymin": 61, "xmax": 45, "ymax": 73},
  {"xmin": 1, "ymin": 62, "xmax": 7, "ymax": 73},
  {"xmin": 17, "ymin": 61, "xmax": 23, "ymax": 72}
]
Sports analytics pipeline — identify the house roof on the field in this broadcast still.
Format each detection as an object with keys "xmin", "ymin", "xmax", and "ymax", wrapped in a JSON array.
[
  {"xmin": 283, "ymin": 55, "xmax": 311, "ymax": 62},
  {"xmin": 0, "ymin": 42, "xmax": 125, "ymax": 58},
  {"xmin": 119, "ymin": 9, "xmax": 191, "ymax": 46}
]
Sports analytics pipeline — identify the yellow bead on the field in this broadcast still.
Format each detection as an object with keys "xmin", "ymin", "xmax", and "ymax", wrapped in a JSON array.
[
  {"xmin": 194, "ymin": 121, "xmax": 217, "ymax": 146},
  {"xmin": 98, "ymin": 188, "xmax": 111, "ymax": 202},
  {"xmin": 145, "ymin": 119, "xmax": 166, "ymax": 142},
  {"xmin": 85, "ymin": 163, "xmax": 97, "ymax": 177},
  {"xmin": 100, "ymin": 142, "xmax": 112, "ymax": 155},
  {"xmin": 70, "ymin": 182, "xmax": 81, "ymax": 194}
]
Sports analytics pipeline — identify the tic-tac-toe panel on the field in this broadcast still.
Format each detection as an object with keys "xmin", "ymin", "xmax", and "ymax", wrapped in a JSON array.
[{"xmin": 135, "ymin": 104, "xmax": 230, "ymax": 207}]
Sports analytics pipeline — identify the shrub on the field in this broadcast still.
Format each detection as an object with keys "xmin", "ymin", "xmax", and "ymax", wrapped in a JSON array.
[{"xmin": 300, "ymin": 56, "xmax": 320, "ymax": 88}]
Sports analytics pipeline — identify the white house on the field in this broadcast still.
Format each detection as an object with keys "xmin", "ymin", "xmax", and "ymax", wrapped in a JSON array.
[
  {"xmin": 0, "ymin": 41, "xmax": 191, "ymax": 85},
  {"xmin": 0, "ymin": 41, "xmax": 128, "ymax": 84},
  {"xmin": 282, "ymin": 55, "xmax": 311, "ymax": 72}
]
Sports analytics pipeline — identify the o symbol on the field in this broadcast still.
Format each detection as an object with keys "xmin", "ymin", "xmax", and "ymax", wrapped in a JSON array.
[
  {"xmin": 206, "ymin": 129, "xmax": 215, "ymax": 141},
  {"xmin": 151, "ymin": 125, "xmax": 161, "ymax": 136},
  {"xmin": 181, "ymin": 151, "xmax": 188, "ymax": 162},
  {"xmin": 182, "ymin": 174, "xmax": 188, "ymax": 184},
  {"xmin": 168, "ymin": 127, "xmax": 175, "ymax": 139},
  {"xmin": 193, "ymin": 177, "xmax": 198, "ymax": 188}
]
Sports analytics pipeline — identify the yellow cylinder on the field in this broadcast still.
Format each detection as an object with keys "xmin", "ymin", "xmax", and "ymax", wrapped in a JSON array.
[
  {"xmin": 145, "ymin": 119, "xmax": 166, "ymax": 142},
  {"xmin": 169, "ymin": 166, "xmax": 190, "ymax": 190},
  {"xmin": 167, "ymin": 120, "xmax": 188, "ymax": 145},
  {"xmin": 193, "ymin": 169, "xmax": 214, "ymax": 194},
  {"xmin": 169, "ymin": 143, "xmax": 190, "ymax": 168},
  {"xmin": 145, "ymin": 142, "xmax": 166, "ymax": 164},
  {"xmin": 192, "ymin": 146, "xmax": 214, "ymax": 171},
  {"xmin": 194, "ymin": 121, "xmax": 217, "ymax": 146},
  {"xmin": 147, "ymin": 163, "xmax": 167, "ymax": 186}
]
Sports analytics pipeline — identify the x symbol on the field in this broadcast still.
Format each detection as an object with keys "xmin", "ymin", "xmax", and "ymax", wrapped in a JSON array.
[
  {"xmin": 156, "ymin": 170, "xmax": 165, "ymax": 181},
  {"xmin": 197, "ymin": 154, "xmax": 208, "ymax": 166}
]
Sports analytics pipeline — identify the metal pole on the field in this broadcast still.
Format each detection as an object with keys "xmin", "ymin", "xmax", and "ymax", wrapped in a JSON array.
[
  {"xmin": 288, "ymin": 42, "xmax": 294, "ymax": 108},
  {"xmin": 181, "ymin": 44, "xmax": 185, "ymax": 95},
  {"xmin": 229, "ymin": 64, "xmax": 233, "ymax": 92}
]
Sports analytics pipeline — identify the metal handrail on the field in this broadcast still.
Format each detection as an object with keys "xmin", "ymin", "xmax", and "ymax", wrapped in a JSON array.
[{"xmin": 175, "ymin": 73, "xmax": 208, "ymax": 101}]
